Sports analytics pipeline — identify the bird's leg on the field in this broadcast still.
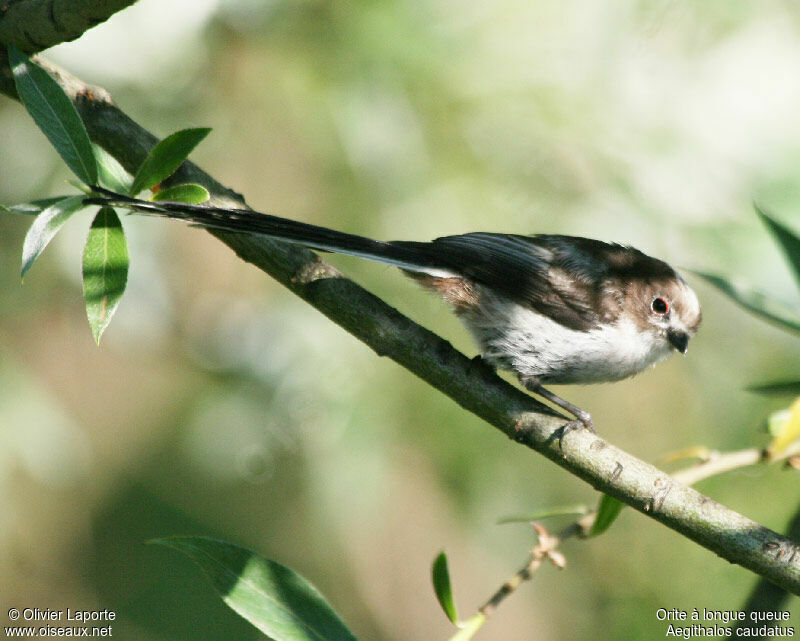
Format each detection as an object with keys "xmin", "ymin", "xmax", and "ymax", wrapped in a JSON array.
[{"xmin": 519, "ymin": 376, "xmax": 596, "ymax": 443}]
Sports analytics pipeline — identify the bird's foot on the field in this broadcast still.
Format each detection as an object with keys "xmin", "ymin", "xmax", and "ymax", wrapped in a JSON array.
[
  {"xmin": 519, "ymin": 375, "xmax": 596, "ymax": 447},
  {"xmin": 558, "ymin": 415, "xmax": 595, "ymax": 448}
]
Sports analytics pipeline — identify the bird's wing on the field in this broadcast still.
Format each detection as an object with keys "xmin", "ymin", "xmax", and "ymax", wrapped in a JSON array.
[{"xmin": 394, "ymin": 233, "xmax": 619, "ymax": 331}]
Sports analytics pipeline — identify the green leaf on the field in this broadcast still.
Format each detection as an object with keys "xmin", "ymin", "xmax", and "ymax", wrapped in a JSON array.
[
  {"xmin": 748, "ymin": 380, "xmax": 800, "ymax": 395},
  {"xmin": 590, "ymin": 494, "xmax": 625, "ymax": 536},
  {"xmin": 93, "ymin": 144, "xmax": 132, "ymax": 193},
  {"xmin": 3, "ymin": 197, "xmax": 72, "ymax": 216},
  {"xmin": 432, "ymin": 551, "xmax": 459, "ymax": 625},
  {"xmin": 449, "ymin": 613, "xmax": 487, "ymax": 641},
  {"xmin": 21, "ymin": 195, "xmax": 86, "ymax": 277},
  {"xmin": 497, "ymin": 504, "xmax": 589, "ymax": 524},
  {"xmin": 767, "ymin": 408, "xmax": 791, "ymax": 437},
  {"xmin": 150, "ymin": 536, "xmax": 359, "ymax": 641},
  {"xmin": 8, "ymin": 45, "xmax": 98, "ymax": 186},
  {"xmin": 766, "ymin": 398, "xmax": 800, "ymax": 459},
  {"xmin": 152, "ymin": 183, "xmax": 210, "ymax": 204},
  {"xmin": 693, "ymin": 270, "xmax": 800, "ymax": 334},
  {"xmin": 659, "ymin": 445, "xmax": 712, "ymax": 464},
  {"xmin": 755, "ymin": 204, "xmax": 800, "ymax": 293},
  {"xmin": 82, "ymin": 207, "xmax": 129, "ymax": 345},
  {"xmin": 129, "ymin": 127, "xmax": 211, "ymax": 196}
]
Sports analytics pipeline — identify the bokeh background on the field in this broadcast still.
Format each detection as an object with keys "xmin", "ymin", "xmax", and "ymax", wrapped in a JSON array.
[{"xmin": 2, "ymin": 1, "xmax": 799, "ymax": 639}]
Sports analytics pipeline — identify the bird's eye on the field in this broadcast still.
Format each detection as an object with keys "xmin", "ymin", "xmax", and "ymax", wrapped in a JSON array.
[{"xmin": 651, "ymin": 297, "xmax": 670, "ymax": 315}]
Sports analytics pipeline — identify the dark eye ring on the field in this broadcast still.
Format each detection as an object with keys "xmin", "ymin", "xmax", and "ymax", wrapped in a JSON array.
[{"xmin": 651, "ymin": 297, "xmax": 670, "ymax": 315}]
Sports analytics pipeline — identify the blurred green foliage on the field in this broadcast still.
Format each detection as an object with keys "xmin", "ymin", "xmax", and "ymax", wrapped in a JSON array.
[{"xmin": 2, "ymin": 1, "xmax": 800, "ymax": 639}]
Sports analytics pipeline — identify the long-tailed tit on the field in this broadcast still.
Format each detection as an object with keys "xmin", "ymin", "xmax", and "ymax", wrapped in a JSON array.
[{"xmin": 85, "ymin": 187, "xmax": 702, "ymax": 436}]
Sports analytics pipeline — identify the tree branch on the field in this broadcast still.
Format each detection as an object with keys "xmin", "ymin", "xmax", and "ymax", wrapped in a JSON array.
[
  {"xmin": 466, "ymin": 442, "xmax": 800, "ymax": 636},
  {"xmin": 1, "ymin": 35, "xmax": 799, "ymax": 594},
  {"xmin": 0, "ymin": 0, "xmax": 135, "ymax": 98},
  {"xmin": 737, "ymin": 503, "xmax": 800, "ymax": 637},
  {"xmin": 0, "ymin": 0, "xmax": 134, "ymax": 54},
  {"xmin": 671, "ymin": 445, "xmax": 798, "ymax": 487}
]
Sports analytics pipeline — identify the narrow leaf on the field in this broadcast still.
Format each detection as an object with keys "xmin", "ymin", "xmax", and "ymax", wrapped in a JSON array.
[
  {"xmin": 129, "ymin": 128, "xmax": 211, "ymax": 196},
  {"xmin": 748, "ymin": 380, "xmax": 800, "ymax": 395},
  {"xmin": 4, "ymin": 197, "xmax": 72, "ymax": 216},
  {"xmin": 590, "ymin": 494, "xmax": 625, "ymax": 536},
  {"xmin": 82, "ymin": 207, "xmax": 129, "ymax": 344},
  {"xmin": 755, "ymin": 204, "xmax": 800, "ymax": 293},
  {"xmin": 152, "ymin": 183, "xmax": 210, "ymax": 204},
  {"xmin": 497, "ymin": 504, "xmax": 589, "ymax": 524},
  {"xmin": 659, "ymin": 445, "xmax": 712, "ymax": 464},
  {"xmin": 150, "ymin": 536, "xmax": 358, "ymax": 641},
  {"xmin": 93, "ymin": 144, "xmax": 132, "ymax": 194},
  {"xmin": 8, "ymin": 46, "xmax": 98, "ymax": 185},
  {"xmin": 449, "ymin": 613, "xmax": 487, "ymax": 641},
  {"xmin": 766, "ymin": 398, "xmax": 800, "ymax": 460},
  {"xmin": 432, "ymin": 552, "xmax": 459, "ymax": 625},
  {"xmin": 21, "ymin": 195, "xmax": 86, "ymax": 277},
  {"xmin": 693, "ymin": 270, "xmax": 800, "ymax": 334},
  {"xmin": 767, "ymin": 408, "xmax": 791, "ymax": 437}
]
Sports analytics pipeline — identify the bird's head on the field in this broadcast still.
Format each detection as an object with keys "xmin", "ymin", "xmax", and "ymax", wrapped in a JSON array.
[{"xmin": 634, "ymin": 275, "xmax": 702, "ymax": 355}]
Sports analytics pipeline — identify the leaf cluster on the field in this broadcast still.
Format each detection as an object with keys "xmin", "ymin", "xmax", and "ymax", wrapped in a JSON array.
[
  {"xmin": 695, "ymin": 208, "xmax": 800, "ymax": 459},
  {"xmin": 6, "ymin": 45, "xmax": 210, "ymax": 343}
]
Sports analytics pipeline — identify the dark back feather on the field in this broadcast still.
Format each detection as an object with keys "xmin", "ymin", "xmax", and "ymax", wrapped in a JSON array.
[{"xmin": 391, "ymin": 234, "xmax": 677, "ymax": 331}]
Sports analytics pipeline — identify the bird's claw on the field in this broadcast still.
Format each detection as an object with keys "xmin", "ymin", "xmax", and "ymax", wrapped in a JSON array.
[{"xmin": 558, "ymin": 415, "xmax": 595, "ymax": 449}]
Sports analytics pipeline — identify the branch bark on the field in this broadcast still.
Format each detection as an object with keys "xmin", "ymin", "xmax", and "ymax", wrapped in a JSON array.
[
  {"xmin": 1, "ymin": 12, "xmax": 799, "ymax": 595},
  {"xmin": 0, "ymin": 0, "xmax": 134, "ymax": 54},
  {"xmin": 0, "ymin": 0, "xmax": 135, "ymax": 97},
  {"xmin": 737, "ymin": 504, "xmax": 800, "ymax": 637}
]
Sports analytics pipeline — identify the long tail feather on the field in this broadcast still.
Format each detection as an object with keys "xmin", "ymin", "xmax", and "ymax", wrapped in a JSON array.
[{"xmin": 84, "ymin": 187, "xmax": 456, "ymax": 276}]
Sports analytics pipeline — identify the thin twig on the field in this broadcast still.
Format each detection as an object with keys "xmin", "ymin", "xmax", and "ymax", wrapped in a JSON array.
[
  {"xmin": 479, "ymin": 524, "xmax": 565, "ymax": 620},
  {"xmin": 455, "ymin": 441, "xmax": 800, "ymax": 639},
  {"xmin": 672, "ymin": 442, "xmax": 800, "ymax": 486}
]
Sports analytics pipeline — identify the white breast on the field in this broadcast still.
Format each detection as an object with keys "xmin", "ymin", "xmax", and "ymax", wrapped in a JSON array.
[{"xmin": 459, "ymin": 296, "xmax": 673, "ymax": 385}]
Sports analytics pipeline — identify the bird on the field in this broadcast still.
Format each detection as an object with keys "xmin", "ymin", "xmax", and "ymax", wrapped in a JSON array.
[{"xmin": 85, "ymin": 186, "xmax": 702, "ymax": 437}]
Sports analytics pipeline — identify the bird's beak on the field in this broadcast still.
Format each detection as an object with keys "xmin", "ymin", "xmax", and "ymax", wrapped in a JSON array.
[{"xmin": 667, "ymin": 329, "xmax": 689, "ymax": 354}]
